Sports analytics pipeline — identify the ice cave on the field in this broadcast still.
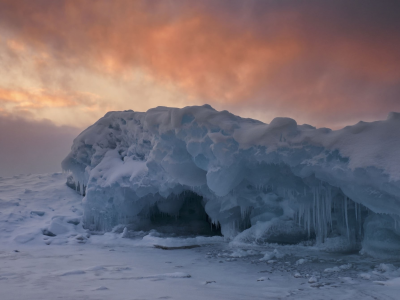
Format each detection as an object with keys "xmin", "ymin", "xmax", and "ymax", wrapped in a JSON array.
[{"xmin": 62, "ymin": 105, "xmax": 400, "ymax": 258}]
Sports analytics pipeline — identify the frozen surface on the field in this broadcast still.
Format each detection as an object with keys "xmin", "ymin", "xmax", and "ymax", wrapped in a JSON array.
[
  {"xmin": 1, "ymin": 173, "xmax": 400, "ymax": 299},
  {"xmin": 62, "ymin": 105, "xmax": 400, "ymax": 257}
]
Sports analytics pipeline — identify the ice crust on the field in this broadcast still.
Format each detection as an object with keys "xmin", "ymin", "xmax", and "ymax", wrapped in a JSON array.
[{"xmin": 62, "ymin": 105, "xmax": 400, "ymax": 257}]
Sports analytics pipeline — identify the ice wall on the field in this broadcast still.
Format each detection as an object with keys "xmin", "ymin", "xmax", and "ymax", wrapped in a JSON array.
[{"xmin": 62, "ymin": 105, "xmax": 400, "ymax": 257}]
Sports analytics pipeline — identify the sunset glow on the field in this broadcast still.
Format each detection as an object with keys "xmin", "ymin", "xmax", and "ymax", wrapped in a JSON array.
[{"xmin": 0, "ymin": 0, "xmax": 398, "ymax": 130}]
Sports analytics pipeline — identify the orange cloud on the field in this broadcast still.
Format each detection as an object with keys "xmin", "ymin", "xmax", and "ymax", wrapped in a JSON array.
[
  {"xmin": 0, "ymin": 1, "xmax": 399, "ymax": 128},
  {"xmin": 0, "ymin": 87, "xmax": 97, "ymax": 109},
  {"xmin": 6, "ymin": 39, "xmax": 25, "ymax": 52}
]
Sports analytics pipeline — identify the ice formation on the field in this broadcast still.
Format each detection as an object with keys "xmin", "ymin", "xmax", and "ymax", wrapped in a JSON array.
[{"xmin": 62, "ymin": 105, "xmax": 400, "ymax": 257}]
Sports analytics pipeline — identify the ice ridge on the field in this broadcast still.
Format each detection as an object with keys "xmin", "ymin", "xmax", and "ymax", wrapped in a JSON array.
[{"xmin": 62, "ymin": 105, "xmax": 400, "ymax": 257}]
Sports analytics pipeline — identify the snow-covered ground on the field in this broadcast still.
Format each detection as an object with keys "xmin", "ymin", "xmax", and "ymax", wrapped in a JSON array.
[{"xmin": 0, "ymin": 173, "xmax": 399, "ymax": 299}]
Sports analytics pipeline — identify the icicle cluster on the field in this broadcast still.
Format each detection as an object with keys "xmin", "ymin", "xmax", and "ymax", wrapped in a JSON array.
[{"xmin": 297, "ymin": 184, "xmax": 367, "ymax": 244}]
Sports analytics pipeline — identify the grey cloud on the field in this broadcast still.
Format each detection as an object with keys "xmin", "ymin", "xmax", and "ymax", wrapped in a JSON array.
[{"xmin": 0, "ymin": 115, "xmax": 80, "ymax": 177}]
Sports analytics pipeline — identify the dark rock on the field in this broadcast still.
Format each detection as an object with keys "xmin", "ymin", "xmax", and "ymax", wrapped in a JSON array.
[
  {"xmin": 66, "ymin": 218, "xmax": 80, "ymax": 225},
  {"xmin": 42, "ymin": 229, "xmax": 56, "ymax": 237},
  {"xmin": 31, "ymin": 211, "xmax": 45, "ymax": 217}
]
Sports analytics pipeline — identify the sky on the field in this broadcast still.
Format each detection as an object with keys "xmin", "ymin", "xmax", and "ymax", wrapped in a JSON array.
[{"xmin": 0, "ymin": 0, "xmax": 399, "ymax": 176}]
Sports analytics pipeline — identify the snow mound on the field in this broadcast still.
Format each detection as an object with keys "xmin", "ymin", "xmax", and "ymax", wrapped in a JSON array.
[
  {"xmin": 0, "ymin": 173, "xmax": 87, "ymax": 247},
  {"xmin": 62, "ymin": 105, "xmax": 400, "ymax": 257}
]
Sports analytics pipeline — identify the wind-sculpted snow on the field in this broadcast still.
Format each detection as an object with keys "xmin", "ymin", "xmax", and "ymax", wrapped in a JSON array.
[{"xmin": 62, "ymin": 105, "xmax": 400, "ymax": 257}]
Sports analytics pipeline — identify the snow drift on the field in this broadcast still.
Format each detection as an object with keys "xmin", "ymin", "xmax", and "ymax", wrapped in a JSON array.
[{"xmin": 62, "ymin": 105, "xmax": 400, "ymax": 257}]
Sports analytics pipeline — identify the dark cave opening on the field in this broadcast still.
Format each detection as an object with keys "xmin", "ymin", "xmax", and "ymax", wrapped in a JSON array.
[{"xmin": 147, "ymin": 191, "xmax": 222, "ymax": 237}]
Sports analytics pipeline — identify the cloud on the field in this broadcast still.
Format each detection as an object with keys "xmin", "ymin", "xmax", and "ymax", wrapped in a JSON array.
[
  {"xmin": 0, "ymin": 113, "xmax": 80, "ymax": 177},
  {"xmin": 0, "ymin": 0, "xmax": 399, "ymax": 128},
  {"xmin": 0, "ymin": 87, "xmax": 97, "ymax": 109},
  {"xmin": 0, "ymin": 84, "xmax": 108, "ymax": 128}
]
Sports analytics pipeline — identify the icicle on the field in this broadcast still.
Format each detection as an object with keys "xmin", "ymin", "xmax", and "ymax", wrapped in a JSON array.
[
  {"xmin": 313, "ymin": 188, "xmax": 316, "ymax": 231},
  {"xmin": 298, "ymin": 205, "xmax": 302, "ymax": 226},
  {"xmin": 330, "ymin": 202, "xmax": 332, "ymax": 229},
  {"xmin": 358, "ymin": 204, "xmax": 362, "ymax": 236},
  {"xmin": 316, "ymin": 186, "xmax": 320, "ymax": 239},
  {"xmin": 322, "ymin": 189, "xmax": 326, "ymax": 240},
  {"xmin": 355, "ymin": 202, "xmax": 358, "ymax": 220},
  {"xmin": 344, "ymin": 196, "xmax": 349, "ymax": 239}
]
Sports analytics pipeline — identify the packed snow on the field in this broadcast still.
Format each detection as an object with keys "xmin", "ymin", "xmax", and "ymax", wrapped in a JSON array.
[
  {"xmin": 0, "ymin": 173, "xmax": 400, "ymax": 299},
  {"xmin": 62, "ymin": 105, "xmax": 400, "ymax": 258}
]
